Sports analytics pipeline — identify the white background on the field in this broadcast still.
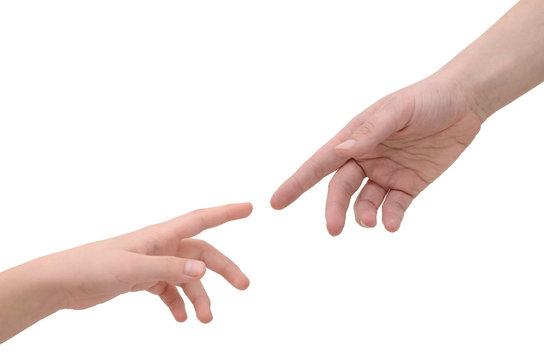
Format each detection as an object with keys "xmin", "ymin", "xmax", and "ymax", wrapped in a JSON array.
[{"xmin": 1, "ymin": 0, "xmax": 543, "ymax": 359}]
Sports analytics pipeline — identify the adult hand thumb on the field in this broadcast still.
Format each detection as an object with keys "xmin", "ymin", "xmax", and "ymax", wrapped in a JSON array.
[{"xmin": 335, "ymin": 105, "xmax": 407, "ymax": 157}]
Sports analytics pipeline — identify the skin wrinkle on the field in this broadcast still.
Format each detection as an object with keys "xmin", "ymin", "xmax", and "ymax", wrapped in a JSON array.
[
  {"xmin": 330, "ymin": 161, "xmax": 365, "ymax": 196},
  {"xmin": 307, "ymin": 157, "xmax": 327, "ymax": 185},
  {"xmin": 142, "ymin": 226, "xmax": 175, "ymax": 256},
  {"xmin": 356, "ymin": 156, "xmax": 429, "ymax": 196},
  {"xmin": 356, "ymin": 119, "xmax": 376, "ymax": 138},
  {"xmin": 374, "ymin": 90, "xmax": 416, "ymax": 131},
  {"xmin": 342, "ymin": 175, "xmax": 363, "ymax": 196},
  {"xmin": 389, "ymin": 188, "xmax": 415, "ymax": 203},
  {"xmin": 379, "ymin": 143, "xmax": 446, "ymax": 168},
  {"xmin": 354, "ymin": 183, "xmax": 386, "ymax": 209},
  {"xmin": 290, "ymin": 166, "xmax": 310, "ymax": 198},
  {"xmin": 384, "ymin": 200, "xmax": 404, "ymax": 215}
]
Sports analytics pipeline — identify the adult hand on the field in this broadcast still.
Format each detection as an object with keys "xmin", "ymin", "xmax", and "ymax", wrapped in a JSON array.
[{"xmin": 271, "ymin": 77, "xmax": 483, "ymax": 233}]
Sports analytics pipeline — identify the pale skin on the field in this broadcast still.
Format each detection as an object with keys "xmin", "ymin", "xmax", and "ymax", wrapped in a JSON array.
[
  {"xmin": 2, "ymin": 0, "xmax": 544, "ymax": 347},
  {"xmin": 271, "ymin": 0, "xmax": 544, "ymax": 234},
  {"xmin": 0, "ymin": 203, "xmax": 252, "ymax": 344}
]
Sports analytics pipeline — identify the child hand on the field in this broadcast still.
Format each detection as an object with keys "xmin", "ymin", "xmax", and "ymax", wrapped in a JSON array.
[{"xmin": 50, "ymin": 202, "xmax": 252, "ymax": 323}]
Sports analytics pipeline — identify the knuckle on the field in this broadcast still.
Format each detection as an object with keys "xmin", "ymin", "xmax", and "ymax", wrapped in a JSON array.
[
  {"xmin": 341, "ymin": 178, "xmax": 358, "ymax": 195},
  {"xmin": 198, "ymin": 294, "xmax": 211, "ymax": 306},
  {"xmin": 327, "ymin": 178, "xmax": 336, "ymax": 191},
  {"xmin": 291, "ymin": 173, "xmax": 306, "ymax": 194},
  {"xmin": 189, "ymin": 208, "xmax": 204, "ymax": 216},
  {"xmin": 392, "ymin": 200, "xmax": 406, "ymax": 212},
  {"xmin": 193, "ymin": 239, "xmax": 211, "ymax": 250},
  {"xmin": 189, "ymin": 209, "xmax": 205, "ymax": 221},
  {"xmin": 190, "ymin": 239, "xmax": 214, "ymax": 259},
  {"xmin": 307, "ymin": 158, "xmax": 325, "ymax": 180},
  {"xmin": 156, "ymin": 283, "xmax": 170, "ymax": 299},
  {"xmin": 356, "ymin": 121, "xmax": 376, "ymax": 137}
]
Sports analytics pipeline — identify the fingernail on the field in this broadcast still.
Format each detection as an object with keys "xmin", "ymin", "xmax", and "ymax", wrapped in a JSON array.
[
  {"xmin": 358, "ymin": 217, "xmax": 370, "ymax": 228},
  {"xmin": 336, "ymin": 139, "xmax": 356, "ymax": 151},
  {"xmin": 184, "ymin": 260, "xmax": 205, "ymax": 277}
]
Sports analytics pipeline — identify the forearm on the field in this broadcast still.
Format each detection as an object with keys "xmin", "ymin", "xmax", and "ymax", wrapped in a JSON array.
[
  {"xmin": 436, "ymin": 0, "xmax": 544, "ymax": 119},
  {"xmin": 0, "ymin": 257, "xmax": 64, "ymax": 343}
]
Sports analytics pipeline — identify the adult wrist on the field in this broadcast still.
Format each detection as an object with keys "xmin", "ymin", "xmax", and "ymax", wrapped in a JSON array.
[{"xmin": 430, "ymin": 67, "xmax": 490, "ymax": 123}]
